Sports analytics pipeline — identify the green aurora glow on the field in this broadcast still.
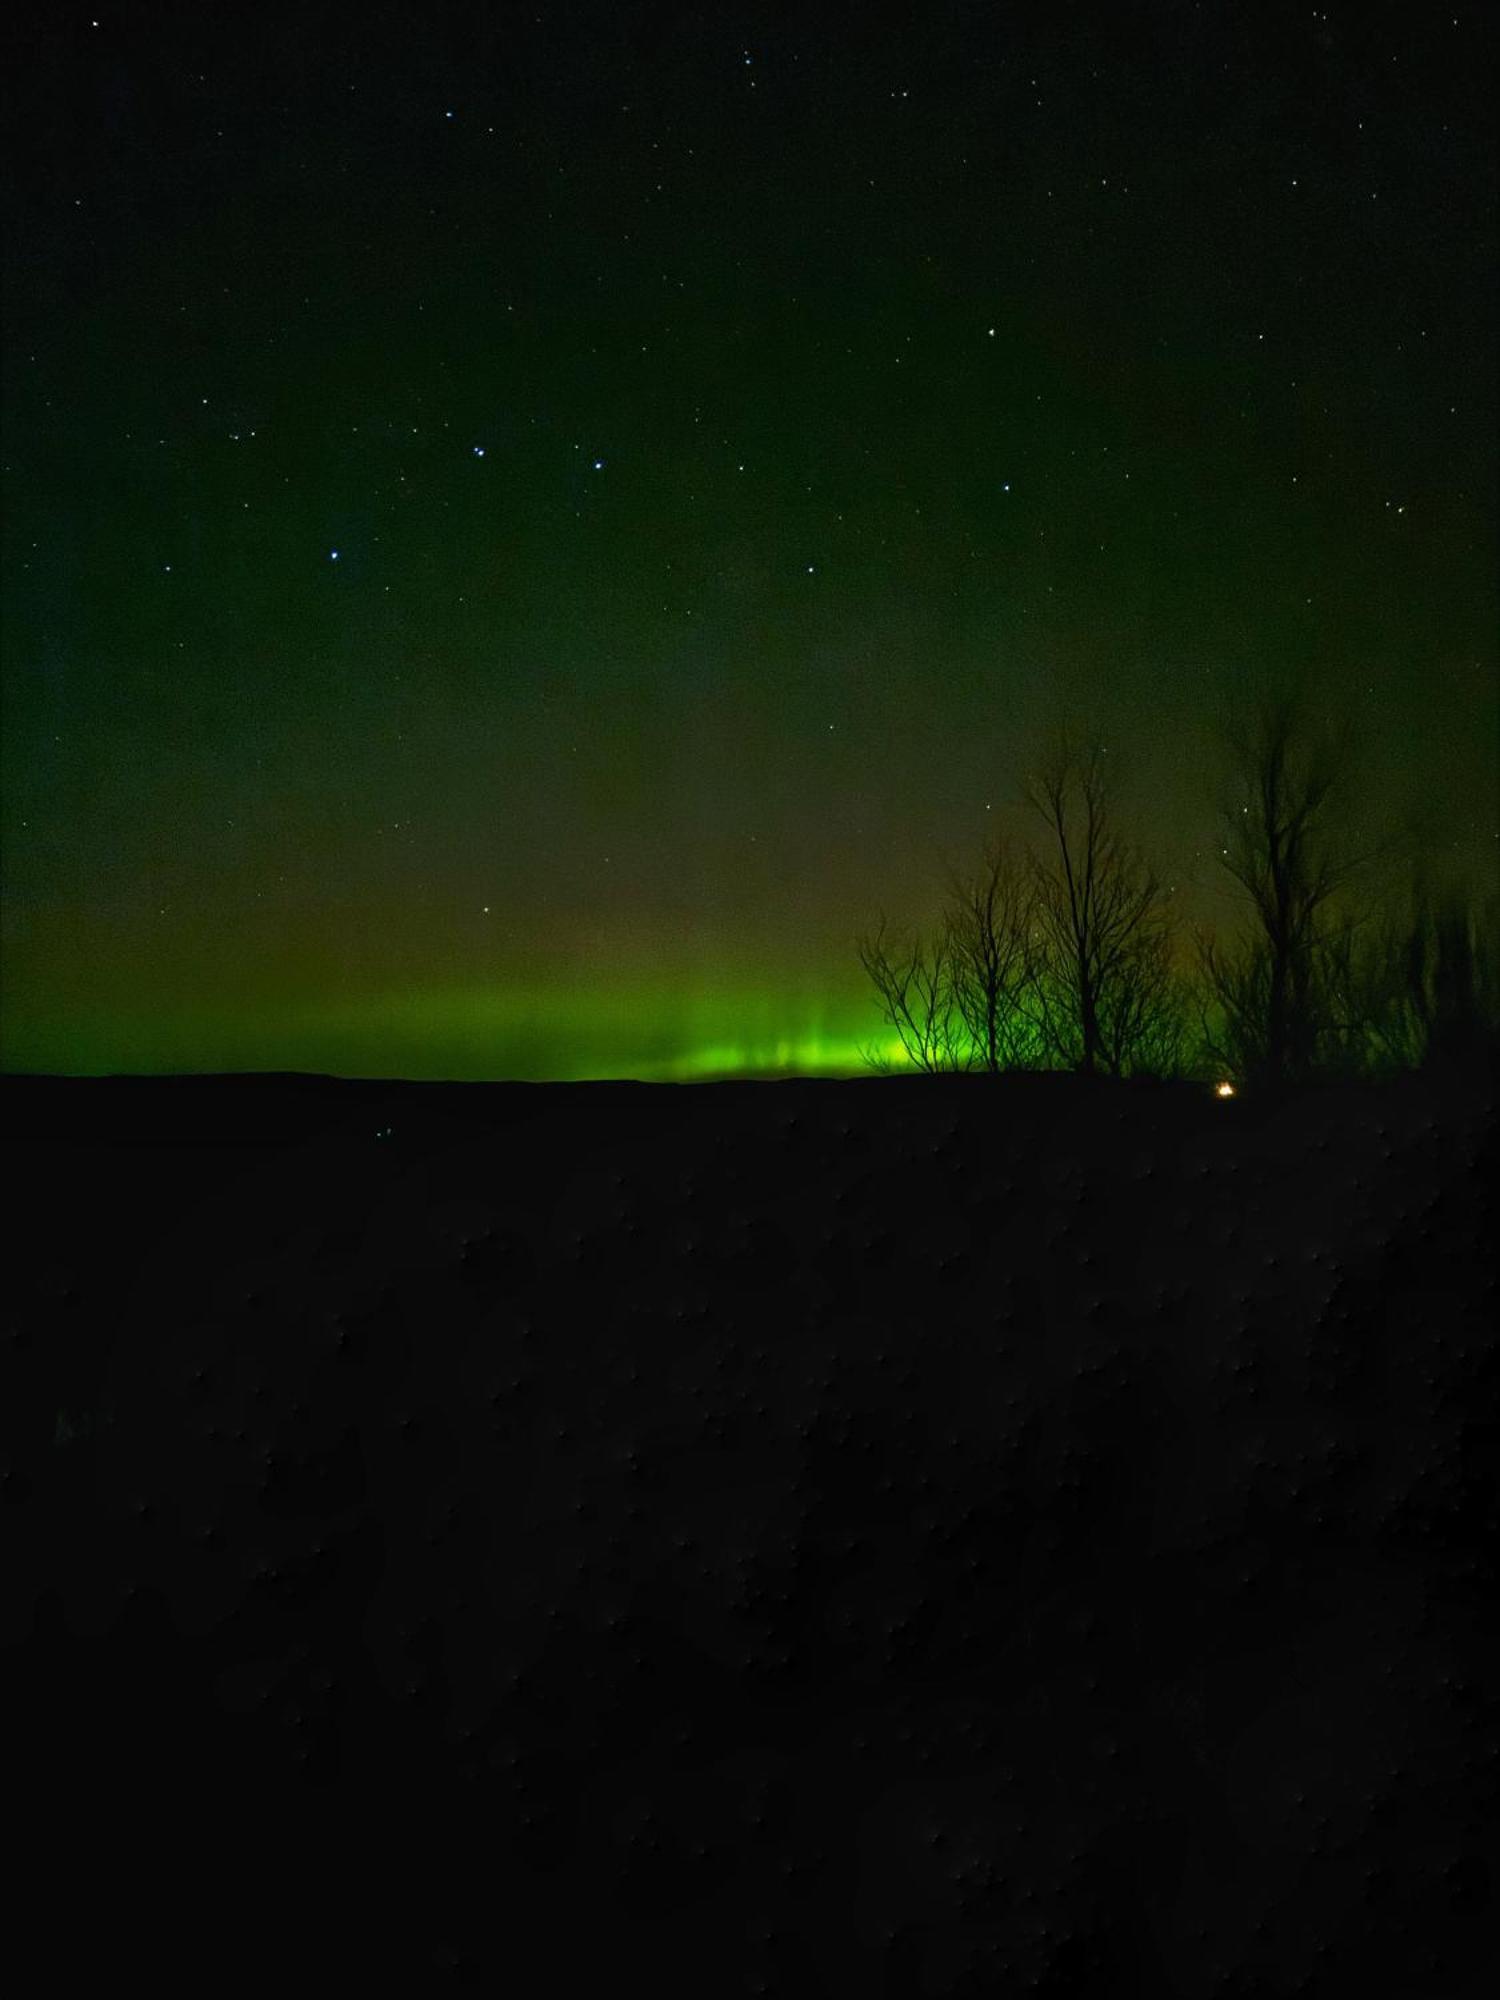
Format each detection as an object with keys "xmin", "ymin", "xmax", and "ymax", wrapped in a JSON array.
[
  {"xmin": 0, "ymin": 980, "xmax": 911, "ymax": 1082},
  {"xmin": 3, "ymin": 4, "xmax": 1494, "ymax": 1083}
]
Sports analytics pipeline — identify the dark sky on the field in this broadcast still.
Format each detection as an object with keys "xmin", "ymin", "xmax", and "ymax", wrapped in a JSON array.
[{"xmin": 3, "ymin": 0, "xmax": 1495, "ymax": 1079}]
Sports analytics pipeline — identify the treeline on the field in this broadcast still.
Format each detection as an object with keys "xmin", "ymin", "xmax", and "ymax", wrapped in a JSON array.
[{"xmin": 857, "ymin": 697, "xmax": 1498, "ymax": 1091}]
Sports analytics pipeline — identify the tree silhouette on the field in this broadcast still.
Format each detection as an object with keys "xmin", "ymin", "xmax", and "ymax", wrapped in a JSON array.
[
  {"xmin": 855, "ymin": 916, "xmax": 967, "ymax": 1073},
  {"xmin": 1365, "ymin": 878, "xmax": 1499, "ymax": 1079},
  {"xmin": 1196, "ymin": 695, "xmax": 1375, "ymax": 1089},
  {"xmin": 1022, "ymin": 731, "xmax": 1180, "ymax": 1077},
  {"xmin": 855, "ymin": 705, "xmax": 1489, "ymax": 1091},
  {"xmin": 941, "ymin": 834, "xmax": 1041, "ymax": 1072}
]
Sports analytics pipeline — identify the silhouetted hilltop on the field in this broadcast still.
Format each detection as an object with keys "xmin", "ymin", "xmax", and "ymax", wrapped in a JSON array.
[{"xmin": 5, "ymin": 1067, "xmax": 1494, "ymax": 1991}]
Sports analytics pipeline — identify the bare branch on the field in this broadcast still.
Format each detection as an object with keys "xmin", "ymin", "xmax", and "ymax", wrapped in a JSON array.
[
  {"xmin": 1204, "ymin": 693, "xmax": 1379, "ymax": 1085},
  {"xmin": 856, "ymin": 915, "xmax": 967, "ymax": 1073},
  {"xmin": 1023, "ymin": 731, "xmax": 1181, "ymax": 1077}
]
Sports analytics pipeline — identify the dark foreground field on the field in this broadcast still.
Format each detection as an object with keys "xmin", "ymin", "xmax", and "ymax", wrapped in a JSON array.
[{"xmin": 4, "ymin": 1068, "xmax": 1496, "ymax": 1994}]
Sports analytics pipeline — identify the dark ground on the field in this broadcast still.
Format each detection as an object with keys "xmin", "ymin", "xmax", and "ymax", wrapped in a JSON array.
[{"xmin": 3, "ymin": 1068, "xmax": 1496, "ymax": 1994}]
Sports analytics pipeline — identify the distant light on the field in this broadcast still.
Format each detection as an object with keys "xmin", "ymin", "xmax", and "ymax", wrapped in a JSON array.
[
  {"xmin": 593, "ymin": 459, "xmax": 604, "ymax": 470},
  {"xmin": 329, "ymin": 549, "xmax": 339, "ymax": 560},
  {"xmin": 1216, "ymin": 1081, "xmax": 1235, "ymax": 1098}
]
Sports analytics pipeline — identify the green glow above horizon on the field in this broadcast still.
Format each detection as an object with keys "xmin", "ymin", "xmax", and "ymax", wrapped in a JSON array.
[
  {"xmin": 0, "ymin": 979, "xmax": 916, "ymax": 1082},
  {"xmin": 2, "ymin": 10, "xmax": 1493, "ymax": 1086}
]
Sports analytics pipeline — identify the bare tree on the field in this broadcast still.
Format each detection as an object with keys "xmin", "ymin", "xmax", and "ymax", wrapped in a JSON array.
[
  {"xmin": 941, "ymin": 835, "xmax": 1041, "ymax": 1072},
  {"xmin": 1023, "ymin": 732, "xmax": 1180, "ymax": 1077},
  {"xmin": 1364, "ymin": 877, "xmax": 1499, "ymax": 1078},
  {"xmin": 1197, "ymin": 695, "xmax": 1375, "ymax": 1088},
  {"xmin": 1097, "ymin": 919, "xmax": 1187, "ymax": 1079},
  {"xmin": 856, "ymin": 916, "xmax": 967, "ymax": 1073}
]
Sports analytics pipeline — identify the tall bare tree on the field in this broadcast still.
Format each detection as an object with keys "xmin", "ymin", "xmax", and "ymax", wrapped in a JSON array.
[
  {"xmin": 942, "ymin": 835, "xmax": 1041, "ymax": 1073},
  {"xmin": 1023, "ymin": 732, "xmax": 1179, "ymax": 1077},
  {"xmin": 1197, "ymin": 695, "xmax": 1374, "ymax": 1088}
]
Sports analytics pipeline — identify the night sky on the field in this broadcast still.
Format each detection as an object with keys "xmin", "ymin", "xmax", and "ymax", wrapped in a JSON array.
[{"xmin": 3, "ymin": 1, "xmax": 1495, "ymax": 1081}]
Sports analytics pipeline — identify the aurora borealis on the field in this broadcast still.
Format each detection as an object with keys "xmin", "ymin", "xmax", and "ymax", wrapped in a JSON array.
[{"xmin": 3, "ymin": 1, "xmax": 1495, "ymax": 1082}]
